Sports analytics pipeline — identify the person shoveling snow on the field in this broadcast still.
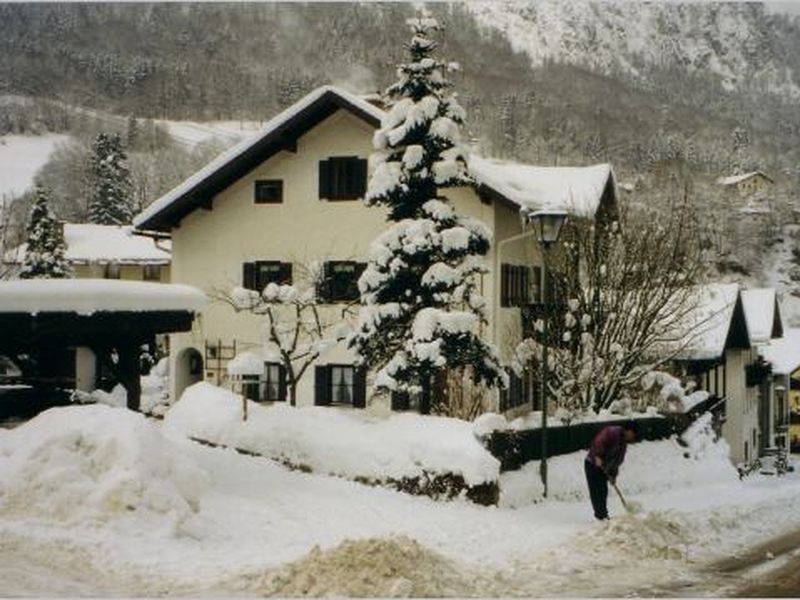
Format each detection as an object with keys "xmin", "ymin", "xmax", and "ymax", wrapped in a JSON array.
[{"xmin": 584, "ymin": 421, "xmax": 639, "ymax": 520}]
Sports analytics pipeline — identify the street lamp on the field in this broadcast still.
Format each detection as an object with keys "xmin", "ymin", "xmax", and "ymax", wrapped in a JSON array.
[{"xmin": 524, "ymin": 209, "xmax": 567, "ymax": 499}]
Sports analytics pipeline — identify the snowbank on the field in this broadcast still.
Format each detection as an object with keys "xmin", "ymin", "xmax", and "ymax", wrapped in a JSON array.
[
  {"xmin": 0, "ymin": 405, "xmax": 207, "ymax": 530},
  {"xmin": 499, "ymin": 417, "xmax": 735, "ymax": 508},
  {"xmin": 165, "ymin": 383, "xmax": 500, "ymax": 494}
]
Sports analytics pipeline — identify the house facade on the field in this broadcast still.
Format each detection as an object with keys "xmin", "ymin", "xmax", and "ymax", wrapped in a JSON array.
[
  {"xmin": 717, "ymin": 171, "xmax": 773, "ymax": 196},
  {"xmin": 760, "ymin": 327, "xmax": 800, "ymax": 452},
  {"xmin": 133, "ymin": 86, "xmax": 617, "ymax": 414}
]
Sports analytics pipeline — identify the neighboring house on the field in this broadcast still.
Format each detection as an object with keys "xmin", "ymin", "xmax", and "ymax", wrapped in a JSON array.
[
  {"xmin": 133, "ymin": 85, "xmax": 617, "ymax": 412},
  {"xmin": 741, "ymin": 288, "xmax": 787, "ymax": 453},
  {"xmin": 4, "ymin": 224, "xmax": 171, "ymax": 282},
  {"xmin": 672, "ymin": 283, "xmax": 761, "ymax": 465},
  {"xmin": 716, "ymin": 171, "xmax": 774, "ymax": 196},
  {"xmin": 760, "ymin": 327, "xmax": 800, "ymax": 452}
]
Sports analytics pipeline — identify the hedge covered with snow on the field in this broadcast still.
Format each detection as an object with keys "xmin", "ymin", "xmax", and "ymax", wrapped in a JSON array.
[{"xmin": 164, "ymin": 383, "xmax": 500, "ymax": 504}]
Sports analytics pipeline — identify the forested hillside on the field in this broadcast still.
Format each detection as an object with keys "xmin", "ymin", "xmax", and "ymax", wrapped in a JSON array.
[{"xmin": 1, "ymin": 1, "xmax": 799, "ymax": 300}]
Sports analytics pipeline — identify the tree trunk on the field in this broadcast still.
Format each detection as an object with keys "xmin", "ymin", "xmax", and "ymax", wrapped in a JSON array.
[{"xmin": 116, "ymin": 341, "xmax": 142, "ymax": 412}]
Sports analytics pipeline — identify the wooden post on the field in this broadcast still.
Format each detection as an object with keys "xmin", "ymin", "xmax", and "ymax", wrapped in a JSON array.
[{"xmin": 117, "ymin": 340, "xmax": 142, "ymax": 412}]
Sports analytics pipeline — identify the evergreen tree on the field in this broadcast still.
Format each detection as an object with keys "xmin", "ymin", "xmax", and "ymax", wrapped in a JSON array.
[
  {"xmin": 349, "ymin": 13, "xmax": 505, "ymax": 415},
  {"xmin": 19, "ymin": 184, "xmax": 73, "ymax": 279},
  {"xmin": 88, "ymin": 132, "xmax": 133, "ymax": 225}
]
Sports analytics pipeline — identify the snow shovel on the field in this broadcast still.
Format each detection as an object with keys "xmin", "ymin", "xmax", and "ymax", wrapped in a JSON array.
[{"xmin": 604, "ymin": 469, "xmax": 642, "ymax": 515}]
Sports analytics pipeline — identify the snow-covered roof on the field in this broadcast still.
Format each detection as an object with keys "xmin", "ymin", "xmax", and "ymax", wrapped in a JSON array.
[
  {"xmin": 741, "ymin": 288, "xmax": 782, "ymax": 345},
  {"xmin": 674, "ymin": 283, "xmax": 742, "ymax": 361},
  {"xmin": 761, "ymin": 328, "xmax": 800, "ymax": 376},
  {"xmin": 0, "ymin": 279, "xmax": 206, "ymax": 315},
  {"xmin": 716, "ymin": 171, "xmax": 773, "ymax": 186},
  {"xmin": 133, "ymin": 86, "xmax": 385, "ymax": 232},
  {"xmin": 468, "ymin": 155, "xmax": 614, "ymax": 218},
  {"xmin": 5, "ymin": 224, "xmax": 170, "ymax": 266}
]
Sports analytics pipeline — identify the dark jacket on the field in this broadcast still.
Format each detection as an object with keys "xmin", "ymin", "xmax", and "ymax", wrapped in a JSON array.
[{"xmin": 586, "ymin": 425, "xmax": 627, "ymax": 478}]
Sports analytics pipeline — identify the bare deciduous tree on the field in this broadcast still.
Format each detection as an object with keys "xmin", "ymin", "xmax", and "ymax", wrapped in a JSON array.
[{"xmin": 515, "ymin": 189, "xmax": 708, "ymax": 419}]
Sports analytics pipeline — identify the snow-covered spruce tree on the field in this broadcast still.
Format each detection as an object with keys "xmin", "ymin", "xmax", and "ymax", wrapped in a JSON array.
[
  {"xmin": 349, "ymin": 13, "xmax": 505, "ymax": 415},
  {"xmin": 88, "ymin": 132, "xmax": 133, "ymax": 225},
  {"xmin": 19, "ymin": 184, "xmax": 72, "ymax": 279}
]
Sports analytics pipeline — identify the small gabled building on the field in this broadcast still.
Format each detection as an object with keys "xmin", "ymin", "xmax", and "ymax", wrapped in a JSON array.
[
  {"xmin": 741, "ymin": 288, "xmax": 786, "ymax": 453},
  {"xmin": 717, "ymin": 171, "xmax": 774, "ymax": 196},
  {"xmin": 5, "ymin": 224, "xmax": 171, "ymax": 282},
  {"xmin": 673, "ymin": 283, "xmax": 760, "ymax": 465},
  {"xmin": 133, "ymin": 85, "xmax": 617, "ymax": 414}
]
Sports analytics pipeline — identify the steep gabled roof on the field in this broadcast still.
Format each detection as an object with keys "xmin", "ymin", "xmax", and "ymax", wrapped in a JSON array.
[
  {"xmin": 761, "ymin": 328, "xmax": 800, "ymax": 376},
  {"xmin": 673, "ymin": 283, "xmax": 749, "ymax": 362},
  {"xmin": 468, "ymin": 156, "xmax": 616, "ymax": 219},
  {"xmin": 741, "ymin": 288, "xmax": 783, "ymax": 345},
  {"xmin": 133, "ymin": 86, "xmax": 384, "ymax": 232}
]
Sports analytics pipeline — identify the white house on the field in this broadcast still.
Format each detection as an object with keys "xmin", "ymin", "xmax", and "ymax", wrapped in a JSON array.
[{"xmin": 133, "ymin": 85, "xmax": 617, "ymax": 413}]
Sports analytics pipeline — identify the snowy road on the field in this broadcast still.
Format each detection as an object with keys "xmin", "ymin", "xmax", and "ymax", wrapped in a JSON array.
[{"xmin": 3, "ymin": 406, "xmax": 800, "ymax": 597}]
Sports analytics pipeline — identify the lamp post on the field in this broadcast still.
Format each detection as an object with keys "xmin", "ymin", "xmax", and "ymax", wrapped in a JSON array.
[{"xmin": 524, "ymin": 209, "xmax": 567, "ymax": 499}]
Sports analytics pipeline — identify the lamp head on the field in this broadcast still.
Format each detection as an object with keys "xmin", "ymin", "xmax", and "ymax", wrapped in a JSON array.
[{"xmin": 527, "ymin": 209, "xmax": 568, "ymax": 248}]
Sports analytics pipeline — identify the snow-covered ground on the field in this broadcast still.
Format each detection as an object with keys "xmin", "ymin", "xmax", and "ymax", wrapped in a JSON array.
[
  {"xmin": 763, "ymin": 224, "xmax": 800, "ymax": 326},
  {"xmin": 157, "ymin": 119, "xmax": 262, "ymax": 150},
  {"xmin": 0, "ymin": 134, "xmax": 70, "ymax": 199},
  {"xmin": 2, "ymin": 401, "xmax": 800, "ymax": 596}
]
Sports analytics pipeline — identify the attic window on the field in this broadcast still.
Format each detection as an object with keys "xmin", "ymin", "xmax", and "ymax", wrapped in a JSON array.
[
  {"xmin": 318, "ymin": 157, "xmax": 367, "ymax": 200},
  {"xmin": 255, "ymin": 180, "xmax": 283, "ymax": 204}
]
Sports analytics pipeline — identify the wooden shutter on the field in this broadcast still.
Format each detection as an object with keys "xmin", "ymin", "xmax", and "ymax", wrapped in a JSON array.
[
  {"xmin": 278, "ymin": 365, "xmax": 287, "ymax": 402},
  {"xmin": 318, "ymin": 160, "xmax": 331, "ymax": 199},
  {"xmin": 318, "ymin": 261, "xmax": 332, "ymax": 302},
  {"xmin": 521, "ymin": 267, "xmax": 530, "ymax": 305},
  {"xmin": 314, "ymin": 365, "xmax": 331, "ymax": 405},
  {"xmin": 243, "ymin": 262, "xmax": 256, "ymax": 290},
  {"xmin": 353, "ymin": 367, "xmax": 367, "ymax": 408},
  {"xmin": 279, "ymin": 262, "xmax": 293, "ymax": 285},
  {"xmin": 354, "ymin": 158, "xmax": 368, "ymax": 197}
]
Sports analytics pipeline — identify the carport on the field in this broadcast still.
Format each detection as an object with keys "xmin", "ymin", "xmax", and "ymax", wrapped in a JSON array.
[{"xmin": 0, "ymin": 279, "xmax": 206, "ymax": 411}]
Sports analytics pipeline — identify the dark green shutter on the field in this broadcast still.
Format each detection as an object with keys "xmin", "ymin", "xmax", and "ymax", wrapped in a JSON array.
[
  {"xmin": 353, "ymin": 367, "xmax": 367, "ymax": 408},
  {"xmin": 315, "ymin": 365, "xmax": 331, "ymax": 405},
  {"xmin": 243, "ymin": 262, "xmax": 256, "ymax": 290},
  {"xmin": 355, "ymin": 158, "xmax": 368, "ymax": 197},
  {"xmin": 278, "ymin": 365, "xmax": 287, "ymax": 402},
  {"xmin": 279, "ymin": 262, "xmax": 293, "ymax": 285},
  {"xmin": 319, "ymin": 160, "xmax": 331, "ymax": 199}
]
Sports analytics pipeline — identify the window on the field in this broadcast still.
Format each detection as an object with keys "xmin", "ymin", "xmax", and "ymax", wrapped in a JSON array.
[
  {"xmin": 242, "ymin": 261, "xmax": 292, "ymax": 292},
  {"xmin": 314, "ymin": 364, "xmax": 366, "ymax": 408},
  {"xmin": 330, "ymin": 365, "xmax": 354, "ymax": 404},
  {"xmin": 318, "ymin": 157, "xmax": 367, "ymax": 200},
  {"xmin": 254, "ymin": 180, "xmax": 283, "ymax": 204},
  {"xmin": 262, "ymin": 363, "xmax": 284, "ymax": 402},
  {"xmin": 320, "ymin": 261, "xmax": 366, "ymax": 302},
  {"xmin": 104, "ymin": 264, "xmax": 121, "ymax": 279},
  {"xmin": 501, "ymin": 264, "xmax": 530, "ymax": 307},
  {"xmin": 143, "ymin": 264, "xmax": 161, "ymax": 281},
  {"xmin": 499, "ymin": 368, "xmax": 532, "ymax": 412}
]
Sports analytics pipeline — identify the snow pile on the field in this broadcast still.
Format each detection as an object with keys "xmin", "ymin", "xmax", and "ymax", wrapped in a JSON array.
[
  {"xmin": 239, "ymin": 536, "xmax": 483, "ymax": 598},
  {"xmin": 0, "ymin": 279, "xmax": 206, "ymax": 315},
  {"xmin": 584, "ymin": 511, "xmax": 691, "ymax": 561},
  {"xmin": 0, "ymin": 405, "xmax": 207, "ymax": 529},
  {"xmin": 72, "ymin": 383, "xmax": 128, "ymax": 409},
  {"xmin": 165, "ymin": 382, "xmax": 499, "ymax": 488},
  {"xmin": 141, "ymin": 357, "xmax": 171, "ymax": 416},
  {"xmin": 499, "ymin": 424, "xmax": 736, "ymax": 508}
]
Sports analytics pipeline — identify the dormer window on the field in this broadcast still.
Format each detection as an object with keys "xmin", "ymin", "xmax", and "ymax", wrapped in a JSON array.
[{"xmin": 318, "ymin": 157, "xmax": 367, "ymax": 200}]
